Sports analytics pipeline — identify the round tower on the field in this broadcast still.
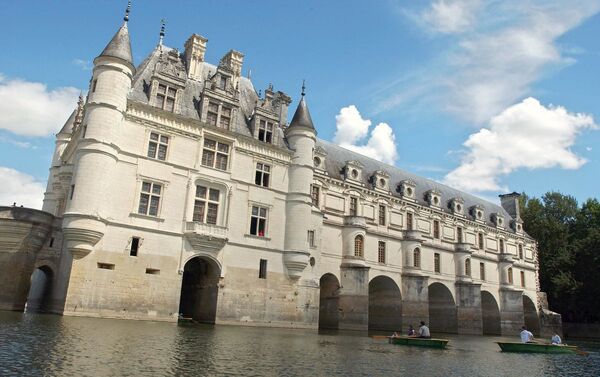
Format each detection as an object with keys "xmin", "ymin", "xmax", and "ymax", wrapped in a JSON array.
[
  {"xmin": 283, "ymin": 84, "xmax": 317, "ymax": 279},
  {"xmin": 62, "ymin": 6, "xmax": 135, "ymax": 258}
]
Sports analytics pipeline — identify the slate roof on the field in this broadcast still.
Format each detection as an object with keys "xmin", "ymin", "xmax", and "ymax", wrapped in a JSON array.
[
  {"xmin": 99, "ymin": 23, "xmax": 133, "ymax": 65},
  {"xmin": 288, "ymin": 96, "xmax": 315, "ymax": 132}
]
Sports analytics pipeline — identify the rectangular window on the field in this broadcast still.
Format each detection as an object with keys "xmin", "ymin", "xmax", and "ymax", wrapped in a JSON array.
[
  {"xmin": 70, "ymin": 184, "xmax": 75, "ymax": 200},
  {"xmin": 147, "ymin": 132, "xmax": 169, "ymax": 161},
  {"xmin": 378, "ymin": 205, "xmax": 386, "ymax": 226},
  {"xmin": 311, "ymin": 185, "xmax": 320, "ymax": 207},
  {"xmin": 478, "ymin": 233, "xmax": 484, "ymax": 250},
  {"xmin": 508, "ymin": 268, "xmax": 514, "ymax": 285},
  {"xmin": 433, "ymin": 220, "xmax": 440, "ymax": 239},
  {"xmin": 457, "ymin": 227, "xmax": 463, "ymax": 243},
  {"xmin": 201, "ymin": 138, "xmax": 229, "ymax": 171},
  {"xmin": 130, "ymin": 237, "xmax": 140, "ymax": 257},
  {"xmin": 349, "ymin": 197, "xmax": 358, "ymax": 216},
  {"xmin": 250, "ymin": 206, "xmax": 268, "ymax": 237},
  {"xmin": 259, "ymin": 259, "xmax": 267, "ymax": 279},
  {"xmin": 146, "ymin": 268, "xmax": 160, "ymax": 275},
  {"xmin": 308, "ymin": 230, "xmax": 315, "ymax": 247},
  {"xmin": 407, "ymin": 212, "xmax": 413, "ymax": 230},
  {"xmin": 518, "ymin": 244, "xmax": 523, "ymax": 259},
  {"xmin": 465, "ymin": 259, "xmax": 471, "ymax": 276},
  {"xmin": 378, "ymin": 241, "xmax": 386, "ymax": 263},
  {"xmin": 254, "ymin": 163, "xmax": 271, "ymax": 187},
  {"xmin": 219, "ymin": 106, "xmax": 231, "ymax": 129},
  {"xmin": 138, "ymin": 181, "xmax": 162, "ymax": 217},
  {"xmin": 92, "ymin": 79, "xmax": 98, "ymax": 93},
  {"xmin": 97, "ymin": 263, "xmax": 115, "ymax": 270},
  {"xmin": 48, "ymin": 237, "xmax": 55, "ymax": 248},
  {"xmin": 480, "ymin": 262, "xmax": 485, "ymax": 281},
  {"xmin": 219, "ymin": 76, "xmax": 228, "ymax": 90},
  {"xmin": 520, "ymin": 271, "xmax": 525, "ymax": 287},
  {"xmin": 193, "ymin": 186, "xmax": 220, "ymax": 224},
  {"xmin": 155, "ymin": 83, "xmax": 176, "ymax": 112},
  {"xmin": 258, "ymin": 119, "xmax": 274, "ymax": 143},
  {"xmin": 434, "ymin": 253, "xmax": 441, "ymax": 273}
]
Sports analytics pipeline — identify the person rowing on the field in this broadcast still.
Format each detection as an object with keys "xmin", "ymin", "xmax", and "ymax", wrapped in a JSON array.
[
  {"xmin": 409, "ymin": 321, "xmax": 431, "ymax": 338},
  {"xmin": 520, "ymin": 326, "xmax": 534, "ymax": 343}
]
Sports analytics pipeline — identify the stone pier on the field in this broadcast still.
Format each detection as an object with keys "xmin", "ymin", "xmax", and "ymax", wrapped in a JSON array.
[
  {"xmin": 456, "ymin": 281, "xmax": 483, "ymax": 335},
  {"xmin": 499, "ymin": 287, "xmax": 524, "ymax": 335},
  {"xmin": 338, "ymin": 264, "xmax": 369, "ymax": 331},
  {"xmin": 401, "ymin": 273, "xmax": 429, "ymax": 333}
]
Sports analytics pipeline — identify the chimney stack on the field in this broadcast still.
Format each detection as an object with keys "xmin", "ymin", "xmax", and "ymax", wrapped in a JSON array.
[
  {"xmin": 184, "ymin": 34, "xmax": 208, "ymax": 80},
  {"xmin": 499, "ymin": 192, "xmax": 521, "ymax": 220}
]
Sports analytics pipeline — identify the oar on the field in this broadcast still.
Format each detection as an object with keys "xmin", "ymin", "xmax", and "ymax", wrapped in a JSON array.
[{"xmin": 371, "ymin": 335, "xmax": 390, "ymax": 339}]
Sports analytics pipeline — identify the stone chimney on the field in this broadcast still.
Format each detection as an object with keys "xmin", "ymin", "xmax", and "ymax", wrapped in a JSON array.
[
  {"xmin": 184, "ymin": 34, "xmax": 208, "ymax": 80},
  {"xmin": 499, "ymin": 192, "xmax": 521, "ymax": 220},
  {"xmin": 219, "ymin": 50, "xmax": 244, "ymax": 87}
]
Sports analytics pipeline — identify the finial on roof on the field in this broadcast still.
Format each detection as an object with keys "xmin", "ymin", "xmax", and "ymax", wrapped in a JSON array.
[
  {"xmin": 159, "ymin": 19, "xmax": 166, "ymax": 46},
  {"xmin": 301, "ymin": 80, "xmax": 306, "ymax": 97},
  {"xmin": 247, "ymin": 68, "xmax": 252, "ymax": 80},
  {"xmin": 124, "ymin": 0, "xmax": 131, "ymax": 23}
]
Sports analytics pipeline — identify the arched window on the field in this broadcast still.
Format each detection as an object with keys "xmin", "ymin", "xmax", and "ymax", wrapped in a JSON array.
[
  {"xmin": 413, "ymin": 248, "xmax": 421, "ymax": 268},
  {"xmin": 508, "ymin": 267, "xmax": 513, "ymax": 285},
  {"xmin": 354, "ymin": 235, "xmax": 364, "ymax": 258},
  {"xmin": 465, "ymin": 258, "xmax": 471, "ymax": 276}
]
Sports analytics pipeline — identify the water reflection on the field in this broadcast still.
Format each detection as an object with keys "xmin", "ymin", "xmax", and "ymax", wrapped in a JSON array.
[{"xmin": 0, "ymin": 311, "xmax": 598, "ymax": 377}]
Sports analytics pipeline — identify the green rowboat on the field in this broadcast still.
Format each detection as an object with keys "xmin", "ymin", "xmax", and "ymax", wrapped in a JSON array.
[
  {"xmin": 388, "ymin": 336, "xmax": 449, "ymax": 349},
  {"xmin": 497, "ymin": 342, "xmax": 579, "ymax": 354}
]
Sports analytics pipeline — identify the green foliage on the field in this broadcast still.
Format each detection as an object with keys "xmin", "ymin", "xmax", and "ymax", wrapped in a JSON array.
[{"xmin": 520, "ymin": 192, "xmax": 600, "ymax": 322}]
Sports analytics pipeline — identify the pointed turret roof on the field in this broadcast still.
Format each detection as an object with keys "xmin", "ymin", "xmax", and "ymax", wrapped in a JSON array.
[
  {"xmin": 98, "ymin": 23, "xmax": 133, "ymax": 64},
  {"xmin": 288, "ymin": 83, "xmax": 315, "ymax": 132},
  {"xmin": 58, "ymin": 109, "xmax": 77, "ymax": 136}
]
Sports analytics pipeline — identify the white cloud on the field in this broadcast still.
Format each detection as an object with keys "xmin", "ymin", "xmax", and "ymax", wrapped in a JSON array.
[
  {"xmin": 72, "ymin": 59, "xmax": 92, "ymax": 71},
  {"xmin": 444, "ymin": 97, "xmax": 597, "ymax": 192},
  {"xmin": 334, "ymin": 105, "xmax": 398, "ymax": 164},
  {"xmin": 0, "ymin": 74, "xmax": 80, "ymax": 137},
  {"xmin": 0, "ymin": 167, "xmax": 46, "ymax": 209},
  {"xmin": 0, "ymin": 135, "xmax": 36, "ymax": 149},
  {"xmin": 422, "ymin": 0, "xmax": 482, "ymax": 34}
]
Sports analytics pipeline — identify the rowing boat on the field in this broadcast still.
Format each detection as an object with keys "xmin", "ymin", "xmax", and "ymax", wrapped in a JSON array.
[
  {"xmin": 388, "ymin": 336, "xmax": 449, "ymax": 349},
  {"xmin": 496, "ymin": 342, "xmax": 579, "ymax": 354}
]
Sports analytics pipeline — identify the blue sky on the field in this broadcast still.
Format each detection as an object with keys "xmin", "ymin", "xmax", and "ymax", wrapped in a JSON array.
[{"xmin": 1, "ymin": 0, "xmax": 599, "ymax": 208}]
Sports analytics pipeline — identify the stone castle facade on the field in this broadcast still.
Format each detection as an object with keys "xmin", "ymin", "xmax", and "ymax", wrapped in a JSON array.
[{"xmin": 0, "ymin": 9, "xmax": 561, "ymax": 336}]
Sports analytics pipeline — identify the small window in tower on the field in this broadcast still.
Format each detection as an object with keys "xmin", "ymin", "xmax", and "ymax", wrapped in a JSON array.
[
  {"xmin": 457, "ymin": 227, "xmax": 463, "ymax": 243},
  {"xmin": 250, "ymin": 206, "xmax": 268, "ymax": 237},
  {"xmin": 406, "ymin": 212, "xmax": 414, "ymax": 230},
  {"xmin": 307, "ymin": 230, "xmax": 316, "ymax": 248},
  {"xmin": 508, "ymin": 267, "xmax": 514, "ymax": 285},
  {"xmin": 378, "ymin": 241, "xmax": 386, "ymax": 264},
  {"xmin": 478, "ymin": 232, "xmax": 484, "ymax": 250},
  {"xmin": 520, "ymin": 271, "xmax": 525, "ymax": 287},
  {"xmin": 499, "ymin": 239, "xmax": 505, "ymax": 253},
  {"xmin": 92, "ymin": 79, "xmax": 98, "ymax": 93},
  {"xmin": 259, "ymin": 259, "xmax": 267, "ymax": 279},
  {"xmin": 465, "ymin": 258, "xmax": 471, "ymax": 276},
  {"xmin": 130, "ymin": 237, "xmax": 140, "ymax": 257},
  {"xmin": 311, "ymin": 185, "xmax": 320, "ymax": 207},
  {"xmin": 378, "ymin": 205, "xmax": 386, "ymax": 226},
  {"xmin": 354, "ymin": 235, "xmax": 364, "ymax": 258},
  {"xmin": 349, "ymin": 197, "xmax": 358, "ymax": 216},
  {"xmin": 49, "ymin": 237, "xmax": 55, "ymax": 248},
  {"xmin": 70, "ymin": 185, "xmax": 75, "ymax": 200},
  {"xmin": 480, "ymin": 262, "xmax": 486, "ymax": 281},
  {"xmin": 518, "ymin": 244, "xmax": 523, "ymax": 259},
  {"xmin": 433, "ymin": 220, "xmax": 440, "ymax": 239},
  {"xmin": 413, "ymin": 248, "xmax": 421, "ymax": 268},
  {"xmin": 434, "ymin": 253, "xmax": 440, "ymax": 273},
  {"xmin": 258, "ymin": 120, "xmax": 274, "ymax": 143},
  {"xmin": 254, "ymin": 163, "xmax": 271, "ymax": 187}
]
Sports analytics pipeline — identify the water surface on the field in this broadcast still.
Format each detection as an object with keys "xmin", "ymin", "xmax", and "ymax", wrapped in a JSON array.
[{"xmin": 0, "ymin": 311, "xmax": 598, "ymax": 376}]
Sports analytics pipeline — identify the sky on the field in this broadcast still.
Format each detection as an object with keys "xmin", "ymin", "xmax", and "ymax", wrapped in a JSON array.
[{"xmin": 0, "ymin": 0, "xmax": 599, "ymax": 209}]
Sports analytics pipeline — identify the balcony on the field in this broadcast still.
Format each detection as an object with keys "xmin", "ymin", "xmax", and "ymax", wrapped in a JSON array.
[
  {"xmin": 403, "ymin": 229, "xmax": 422, "ymax": 241},
  {"xmin": 454, "ymin": 242, "xmax": 473, "ymax": 254},
  {"xmin": 184, "ymin": 222, "xmax": 228, "ymax": 253},
  {"xmin": 343, "ymin": 215, "xmax": 367, "ymax": 229}
]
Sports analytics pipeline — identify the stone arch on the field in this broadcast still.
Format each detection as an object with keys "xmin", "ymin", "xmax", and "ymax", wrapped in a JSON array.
[
  {"xmin": 319, "ymin": 273, "xmax": 340, "ymax": 330},
  {"xmin": 481, "ymin": 290, "xmax": 501, "ymax": 335},
  {"xmin": 428, "ymin": 282, "xmax": 457, "ymax": 334},
  {"xmin": 178, "ymin": 256, "xmax": 221, "ymax": 323},
  {"xmin": 523, "ymin": 294, "xmax": 540, "ymax": 336},
  {"xmin": 368, "ymin": 275, "xmax": 402, "ymax": 331},
  {"xmin": 25, "ymin": 265, "xmax": 54, "ymax": 313}
]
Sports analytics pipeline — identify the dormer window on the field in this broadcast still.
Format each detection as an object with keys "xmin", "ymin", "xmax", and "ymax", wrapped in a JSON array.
[
  {"xmin": 344, "ymin": 161, "xmax": 363, "ymax": 183},
  {"xmin": 351, "ymin": 169, "xmax": 359, "ymax": 179},
  {"xmin": 470, "ymin": 205, "xmax": 484, "ymax": 222},
  {"xmin": 218, "ymin": 75, "xmax": 229, "ymax": 90},
  {"xmin": 203, "ymin": 100, "xmax": 234, "ymax": 130},
  {"xmin": 313, "ymin": 156, "xmax": 321, "ymax": 168},
  {"xmin": 425, "ymin": 189, "xmax": 441, "ymax": 207},
  {"xmin": 313, "ymin": 146, "xmax": 327, "ymax": 170},
  {"xmin": 258, "ymin": 119, "xmax": 274, "ymax": 143},
  {"xmin": 492, "ymin": 213, "xmax": 504, "ymax": 227},
  {"xmin": 155, "ymin": 83, "xmax": 177, "ymax": 112},
  {"xmin": 371, "ymin": 170, "xmax": 390, "ymax": 191},
  {"xmin": 398, "ymin": 180, "xmax": 416, "ymax": 199},
  {"xmin": 449, "ymin": 197, "xmax": 464, "ymax": 215}
]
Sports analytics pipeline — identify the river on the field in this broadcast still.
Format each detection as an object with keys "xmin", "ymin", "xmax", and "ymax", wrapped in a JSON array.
[{"xmin": 0, "ymin": 311, "xmax": 598, "ymax": 376}]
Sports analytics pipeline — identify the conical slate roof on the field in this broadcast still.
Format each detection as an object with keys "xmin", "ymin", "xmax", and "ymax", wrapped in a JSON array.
[
  {"xmin": 98, "ymin": 23, "xmax": 133, "ymax": 64},
  {"xmin": 57, "ymin": 109, "xmax": 77, "ymax": 135},
  {"xmin": 288, "ymin": 96, "xmax": 315, "ymax": 132}
]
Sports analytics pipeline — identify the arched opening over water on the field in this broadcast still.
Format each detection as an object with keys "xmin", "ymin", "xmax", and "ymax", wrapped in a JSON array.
[
  {"xmin": 178, "ymin": 256, "xmax": 220, "ymax": 323},
  {"xmin": 428, "ymin": 282, "xmax": 457, "ymax": 334},
  {"xmin": 523, "ymin": 295, "xmax": 540, "ymax": 336},
  {"xmin": 25, "ymin": 265, "xmax": 54, "ymax": 313},
  {"xmin": 319, "ymin": 273, "xmax": 340, "ymax": 330},
  {"xmin": 481, "ymin": 291, "xmax": 501, "ymax": 335},
  {"xmin": 368, "ymin": 276, "xmax": 401, "ymax": 332}
]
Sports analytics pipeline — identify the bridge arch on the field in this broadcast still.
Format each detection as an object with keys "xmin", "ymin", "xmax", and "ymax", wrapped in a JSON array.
[
  {"xmin": 319, "ymin": 273, "xmax": 340, "ymax": 330},
  {"xmin": 428, "ymin": 282, "xmax": 457, "ymax": 334},
  {"xmin": 481, "ymin": 290, "xmax": 501, "ymax": 335},
  {"xmin": 25, "ymin": 265, "xmax": 54, "ymax": 313},
  {"xmin": 368, "ymin": 275, "xmax": 402, "ymax": 331},
  {"xmin": 523, "ymin": 294, "xmax": 540, "ymax": 336},
  {"xmin": 178, "ymin": 256, "xmax": 221, "ymax": 323}
]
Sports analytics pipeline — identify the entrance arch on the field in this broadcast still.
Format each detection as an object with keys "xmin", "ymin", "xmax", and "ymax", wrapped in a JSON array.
[
  {"xmin": 481, "ymin": 291, "xmax": 501, "ymax": 335},
  {"xmin": 178, "ymin": 256, "xmax": 221, "ymax": 323},
  {"xmin": 523, "ymin": 295, "xmax": 540, "ymax": 336},
  {"xmin": 369, "ymin": 276, "xmax": 402, "ymax": 331},
  {"xmin": 428, "ymin": 282, "xmax": 457, "ymax": 333},
  {"xmin": 25, "ymin": 265, "xmax": 54, "ymax": 313},
  {"xmin": 319, "ymin": 273, "xmax": 340, "ymax": 330}
]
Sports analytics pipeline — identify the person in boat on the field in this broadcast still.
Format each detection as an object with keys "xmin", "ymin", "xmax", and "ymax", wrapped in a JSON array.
[
  {"xmin": 410, "ymin": 321, "xmax": 430, "ymax": 338},
  {"xmin": 520, "ymin": 326, "xmax": 534, "ymax": 343},
  {"xmin": 407, "ymin": 325, "xmax": 416, "ymax": 336},
  {"xmin": 551, "ymin": 333, "xmax": 562, "ymax": 345},
  {"xmin": 391, "ymin": 332, "xmax": 400, "ymax": 338}
]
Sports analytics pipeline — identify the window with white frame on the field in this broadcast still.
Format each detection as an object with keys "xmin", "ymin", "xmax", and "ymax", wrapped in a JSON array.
[
  {"xmin": 155, "ymin": 83, "xmax": 176, "ymax": 112},
  {"xmin": 147, "ymin": 132, "xmax": 169, "ymax": 161},
  {"xmin": 250, "ymin": 205, "xmax": 268, "ymax": 237},
  {"xmin": 378, "ymin": 241, "xmax": 386, "ymax": 263},
  {"xmin": 138, "ymin": 181, "xmax": 162, "ymax": 217},
  {"xmin": 201, "ymin": 138, "xmax": 230, "ymax": 171},
  {"xmin": 258, "ymin": 119, "xmax": 274, "ymax": 143},
  {"xmin": 193, "ymin": 186, "xmax": 220, "ymax": 224},
  {"xmin": 255, "ymin": 163, "xmax": 271, "ymax": 187}
]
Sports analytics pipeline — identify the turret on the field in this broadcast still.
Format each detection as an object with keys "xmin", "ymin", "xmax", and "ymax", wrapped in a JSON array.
[
  {"xmin": 282, "ymin": 83, "xmax": 317, "ymax": 279},
  {"xmin": 62, "ymin": 3, "xmax": 134, "ymax": 258}
]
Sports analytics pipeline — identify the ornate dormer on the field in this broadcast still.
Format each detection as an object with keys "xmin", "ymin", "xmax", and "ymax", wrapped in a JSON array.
[
  {"xmin": 218, "ymin": 49, "xmax": 244, "ymax": 89},
  {"xmin": 511, "ymin": 218, "xmax": 524, "ymax": 234},
  {"xmin": 313, "ymin": 146, "xmax": 327, "ymax": 171},
  {"xmin": 370, "ymin": 170, "xmax": 390, "ymax": 192},
  {"xmin": 249, "ymin": 84, "xmax": 291, "ymax": 144},
  {"xmin": 344, "ymin": 160, "xmax": 364, "ymax": 184},
  {"xmin": 491, "ymin": 212, "xmax": 504, "ymax": 228},
  {"xmin": 398, "ymin": 179, "xmax": 416, "ymax": 200},
  {"xmin": 448, "ymin": 197, "xmax": 464, "ymax": 216},
  {"xmin": 425, "ymin": 189, "xmax": 442, "ymax": 208},
  {"xmin": 149, "ymin": 48, "xmax": 187, "ymax": 113},
  {"xmin": 470, "ymin": 204, "xmax": 485, "ymax": 222}
]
